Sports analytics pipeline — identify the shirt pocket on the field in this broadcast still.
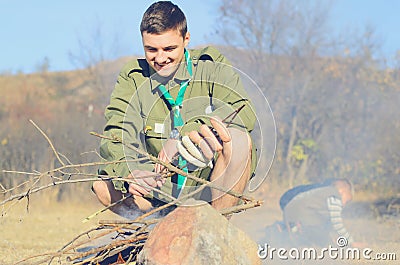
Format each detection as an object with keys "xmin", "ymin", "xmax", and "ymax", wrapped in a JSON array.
[{"xmin": 140, "ymin": 113, "xmax": 169, "ymax": 157}]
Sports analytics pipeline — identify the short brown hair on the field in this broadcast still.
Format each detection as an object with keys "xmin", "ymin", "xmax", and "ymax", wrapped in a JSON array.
[
  {"xmin": 334, "ymin": 178, "xmax": 354, "ymax": 196},
  {"xmin": 140, "ymin": 1, "xmax": 187, "ymax": 38}
]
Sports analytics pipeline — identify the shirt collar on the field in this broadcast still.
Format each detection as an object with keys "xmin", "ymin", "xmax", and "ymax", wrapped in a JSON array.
[{"xmin": 149, "ymin": 56, "xmax": 193, "ymax": 92}]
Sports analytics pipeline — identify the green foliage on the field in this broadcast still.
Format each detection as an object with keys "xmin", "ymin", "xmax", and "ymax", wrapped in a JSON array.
[
  {"xmin": 299, "ymin": 138, "xmax": 317, "ymax": 150},
  {"xmin": 291, "ymin": 145, "xmax": 306, "ymax": 161},
  {"xmin": 291, "ymin": 139, "xmax": 317, "ymax": 161}
]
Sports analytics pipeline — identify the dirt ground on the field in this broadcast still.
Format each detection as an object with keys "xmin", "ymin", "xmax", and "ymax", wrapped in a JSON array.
[
  {"xmin": 231, "ymin": 187, "xmax": 400, "ymax": 265},
  {"xmin": 1, "ymin": 186, "xmax": 399, "ymax": 265}
]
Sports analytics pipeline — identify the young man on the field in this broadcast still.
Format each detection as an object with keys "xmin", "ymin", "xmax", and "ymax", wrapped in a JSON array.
[
  {"xmin": 282, "ymin": 178, "xmax": 358, "ymax": 247},
  {"xmin": 92, "ymin": 1, "xmax": 256, "ymax": 218},
  {"xmin": 279, "ymin": 178, "xmax": 337, "ymax": 210}
]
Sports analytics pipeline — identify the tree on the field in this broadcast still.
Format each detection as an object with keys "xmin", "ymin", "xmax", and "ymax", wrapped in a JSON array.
[
  {"xmin": 68, "ymin": 17, "xmax": 123, "ymax": 98},
  {"xmin": 216, "ymin": 0, "xmax": 339, "ymax": 186},
  {"xmin": 214, "ymin": 0, "xmax": 399, "ymax": 194}
]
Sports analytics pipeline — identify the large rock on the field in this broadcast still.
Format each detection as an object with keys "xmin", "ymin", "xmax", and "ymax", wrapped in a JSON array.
[{"xmin": 138, "ymin": 199, "xmax": 261, "ymax": 265}]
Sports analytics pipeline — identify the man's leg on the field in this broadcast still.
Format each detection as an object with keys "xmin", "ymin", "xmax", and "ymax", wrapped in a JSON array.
[
  {"xmin": 210, "ymin": 128, "xmax": 252, "ymax": 210},
  {"xmin": 92, "ymin": 180, "xmax": 153, "ymax": 218}
]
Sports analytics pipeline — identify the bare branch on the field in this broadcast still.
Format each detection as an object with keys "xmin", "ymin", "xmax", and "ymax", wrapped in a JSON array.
[
  {"xmin": 4, "ymin": 116, "xmax": 262, "ymax": 264},
  {"xmin": 0, "ymin": 181, "xmax": 5, "ymax": 192},
  {"xmin": 29, "ymin": 119, "xmax": 66, "ymax": 167},
  {"xmin": 91, "ymin": 132, "xmax": 255, "ymax": 203},
  {"xmin": 0, "ymin": 178, "xmax": 99, "ymax": 206},
  {"xmin": 82, "ymin": 194, "xmax": 133, "ymax": 223}
]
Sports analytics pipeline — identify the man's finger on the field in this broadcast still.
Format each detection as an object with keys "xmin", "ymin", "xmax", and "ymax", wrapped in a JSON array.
[
  {"xmin": 181, "ymin": 135, "xmax": 207, "ymax": 162},
  {"xmin": 210, "ymin": 117, "xmax": 231, "ymax": 142},
  {"xmin": 177, "ymin": 141, "xmax": 207, "ymax": 168},
  {"xmin": 188, "ymin": 131, "xmax": 214, "ymax": 160},
  {"xmin": 141, "ymin": 175, "xmax": 158, "ymax": 188},
  {"xmin": 188, "ymin": 130, "xmax": 202, "ymax": 143},
  {"xmin": 200, "ymin": 124, "xmax": 223, "ymax": 152},
  {"xmin": 155, "ymin": 152, "xmax": 167, "ymax": 173},
  {"xmin": 156, "ymin": 179, "xmax": 163, "ymax": 188},
  {"xmin": 155, "ymin": 160, "xmax": 162, "ymax": 174},
  {"xmin": 155, "ymin": 139, "xmax": 178, "ymax": 173},
  {"xmin": 129, "ymin": 183, "xmax": 149, "ymax": 196},
  {"xmin": 155, "ymin": 153, "xmax": 161, "ymax": 173}
]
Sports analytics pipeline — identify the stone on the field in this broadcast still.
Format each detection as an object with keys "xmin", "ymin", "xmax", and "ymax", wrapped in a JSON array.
[{"xmin": 138, "ymin": 199, "xmax": 261, "ymax": 265}]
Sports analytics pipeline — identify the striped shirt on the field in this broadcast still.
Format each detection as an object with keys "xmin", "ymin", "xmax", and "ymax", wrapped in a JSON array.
[
  {"xmin": 283, "ymin": 186, "xmax": 354, "ymax": 246},
  {"xmin": 327, "ymin": 196, "xmax": 353, "ymax": 245}
]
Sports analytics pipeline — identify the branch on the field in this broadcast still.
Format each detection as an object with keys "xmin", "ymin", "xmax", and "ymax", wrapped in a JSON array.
[
  {"xmin": 91, "ymin": 132, "xmax": 255, "ymax": 202},
  {"xmin": 82, "ymin": 194, "xmax": 133, "ymax": 223},
  {"xmin": 0, "ymin": 181, "xmax": 5, "ymax": 192},
  {"xmin": 29, "ymin": 119, "xmax": 66, "ymax": 167},
  {"xmin": 69, "ymin": 235, "xmax": 147, "ymax": 264},
  {"xmin": 0, "ymin": 178, "xmax": 99, "ymax": 206},
  {"xmin": 2, "ymin": 159, "xmax": 146, "ymax": 179},
  {"xmin": 5, "ymin": 118, "xmax": 263, "ymax": 265},
  {"xmin": 219, "ymin": 200, "xmax": 263, "ymax": 216}
]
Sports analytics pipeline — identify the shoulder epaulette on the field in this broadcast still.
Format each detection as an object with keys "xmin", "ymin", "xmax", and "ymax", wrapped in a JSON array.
[
  {"xmin": 120, "ymin": 58, "xmax": 150, "ymax": 78},
  {"xmin": 189, "ymin": 46, "xmax": 229, "ymax": 65}
]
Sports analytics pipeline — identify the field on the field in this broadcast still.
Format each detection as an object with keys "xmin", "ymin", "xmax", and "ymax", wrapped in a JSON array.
[
  {"xmin": 0, "ymin": 192, "xmax": 118, "ymax": 265},
  {"xmin": 1, "ymin": 186, "xmax": 399, "ymax": 265}
]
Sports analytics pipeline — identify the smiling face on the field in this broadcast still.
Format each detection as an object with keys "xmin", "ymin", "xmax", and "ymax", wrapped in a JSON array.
[{"xmin": 142, "ymin": 29, "xmax": 190, "ymax": 77}]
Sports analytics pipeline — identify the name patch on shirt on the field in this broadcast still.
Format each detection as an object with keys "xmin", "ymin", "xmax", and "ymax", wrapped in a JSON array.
[{"xmin": 154, "ymin": 123, "xmax": 165, "ymax": 134}]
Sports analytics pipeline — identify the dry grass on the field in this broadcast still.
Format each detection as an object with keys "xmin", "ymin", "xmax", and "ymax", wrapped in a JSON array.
[
  {"xmin": 0, "ymin": 193, "xmax": 117, "ymax": 265},
  {"xmin": 1, "ymin": 186, "xmax": 399, "ymax": 265}
]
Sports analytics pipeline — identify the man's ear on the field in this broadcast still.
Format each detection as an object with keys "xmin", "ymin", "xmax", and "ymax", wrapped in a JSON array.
[{"xmin": 184, "ymin": 32, "xmax": 190, "ymax": 47}]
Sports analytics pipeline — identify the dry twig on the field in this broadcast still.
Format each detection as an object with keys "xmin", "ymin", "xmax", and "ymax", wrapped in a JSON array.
[{"xmin": 2, "ymin": 119, "xmax": 263, "ymax": 265}]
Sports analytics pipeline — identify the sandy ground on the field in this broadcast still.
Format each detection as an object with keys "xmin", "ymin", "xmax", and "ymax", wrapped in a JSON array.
[{"xmin": 1, "ymin": 188, "xmax": 399, "ymax": 265}]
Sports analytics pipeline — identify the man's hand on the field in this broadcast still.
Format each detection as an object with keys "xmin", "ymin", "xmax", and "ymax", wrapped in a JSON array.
[
  {"xmin": 175, "ymin": 135, "xmax": 209, "ymax": 168},
  {"xmin": 155, "ymin": 117, "xmax": 232, "ymax": 173},
  {"xmin": 127, "ymin": 170, "xmax": 163, "ymax": 197},
  {"xmin": 154, "ymin": 138, "xmax": 179, "ymax": 174},
  {"xmin": 187, "ymin": 116, "xmax": 231, "ymax": 159},
  {"xmin": 171, "ymin": 116, "xmax": 232, "ymax": 171}
]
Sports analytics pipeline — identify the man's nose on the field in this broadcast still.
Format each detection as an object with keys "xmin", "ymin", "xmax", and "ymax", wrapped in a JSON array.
[{"xmin": 155, "ymin": 51, "xmax": 167, "ymax": 63}]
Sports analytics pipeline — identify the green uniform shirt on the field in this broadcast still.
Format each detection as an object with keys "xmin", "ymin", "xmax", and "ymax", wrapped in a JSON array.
[{"xmin": 98, "ymin": 46, "xmax": 257, "ymax": 202}]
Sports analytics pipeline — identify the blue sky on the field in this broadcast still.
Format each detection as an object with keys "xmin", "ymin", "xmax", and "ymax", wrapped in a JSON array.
[{"xmin": 0, "ymin": 0, "xmax": 399, "ymax": 74}]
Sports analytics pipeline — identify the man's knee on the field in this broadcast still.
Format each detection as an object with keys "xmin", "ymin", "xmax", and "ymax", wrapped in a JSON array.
[
  {"xmin": 92, "ymin": 180, "xmax": 115, "ymax": 206},
  {"xmin": 92, "ymin": 180, "xmax": 106, "ymax": 196}
]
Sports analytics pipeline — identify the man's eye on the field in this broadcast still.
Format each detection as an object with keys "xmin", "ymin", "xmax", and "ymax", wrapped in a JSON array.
[{"xmin": 164, "ymin": 47, "xmax": 175, "ymax": 52}]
